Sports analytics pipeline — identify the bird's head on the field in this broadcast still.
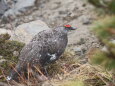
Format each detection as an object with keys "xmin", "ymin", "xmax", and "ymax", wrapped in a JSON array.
[
  {"xmin": 55, "ymin": 24, "xmax": 77, "ymax": 34},
  {"xmin": 64, "ymin": 25, "xmax": 76, "ymax": 30}
]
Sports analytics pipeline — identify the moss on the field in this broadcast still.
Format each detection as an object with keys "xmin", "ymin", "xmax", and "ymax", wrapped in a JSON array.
[
  {"xmin": 0, "ymin": 39, "xmax": 25, "ymax": 57},
  {"xmin": 90, "ymin": 49, "xmax": 115, "ymax": 70},
  {"xmin": 108, "ymin": 0, "xmax": 115, "ymax": 14},
  {"xmin": 88, "ymin": 0, "xmax": 102, "ymax": 7},
  {"xmin": 0, "ymin": 33, "xmax": 10, "ymax": 43},
  {"xmin": 91, "ymin": 16, "xmax": 115, "ymax": 56},
  {"xmin": 92, "ymin": 16, "xmax": 115, "ymax": 40},
  {"xmin": 0, "ymin": 33, "xmax": 25, "ymax": 80},
  {"xmin": 88, "ymin": 14, "xmax": 115, "ymax": 85},
  {"xmin": 88, "ymin": 0, "xmax": 115, "ymax": 14}
]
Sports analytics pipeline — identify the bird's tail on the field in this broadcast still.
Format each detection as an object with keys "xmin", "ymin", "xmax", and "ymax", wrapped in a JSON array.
[{"xmin": 7, "ymin": 66, "xmax": 22, "ymax": 81}]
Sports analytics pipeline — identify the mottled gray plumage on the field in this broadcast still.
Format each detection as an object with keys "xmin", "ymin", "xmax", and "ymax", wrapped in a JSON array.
[{"xmin": 7, "ymin": 26, "xmax": 75, "ymax": 81}]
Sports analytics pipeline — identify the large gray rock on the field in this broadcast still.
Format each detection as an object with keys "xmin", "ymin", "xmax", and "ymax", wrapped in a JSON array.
[
  {"xmin": 10, "ymin": 20, "xmax": 50, "ymax": 44},
  {"xmin": 0, "ymin": 0, "xmax": 9, "ymax": 17},
  {"xmin": 2, "ymin": 0, "xmax": 36, "ymax": 21}
]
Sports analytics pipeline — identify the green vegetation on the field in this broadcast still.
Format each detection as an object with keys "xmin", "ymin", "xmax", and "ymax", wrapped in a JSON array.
[
  {"xmin": 88, "ymin": 0, "xmax": 115, "ymax": 14},
  {"xmin": 0, "ymin": 33, "xmax": 24, "ymax": 58},
  {"xmin": 88, "ymin": 1, "xmax": 115, "ymax": 85},
  {"xmin": 0, "ymin": 33, "xmax": 25, "ymax": 80},
  {"xmin": 90, "ymin": 16, "xmax": 115, "ymax": 70},
  {"xmin": 87, "ymin": 4, "xmax": 115, "ymax": 86}
]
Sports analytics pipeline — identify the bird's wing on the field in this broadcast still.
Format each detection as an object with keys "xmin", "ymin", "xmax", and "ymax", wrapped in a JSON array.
[
  {"xmin": 37, "ymin": 36, "xmax": 68, "ymax": 66},
  {"xmin": 19, "ymin": 41, "xmax": 42, "ymax": 62},
  {"xmin": 30, "ymin": 29, "xmax": 53, "ymax": 42}
]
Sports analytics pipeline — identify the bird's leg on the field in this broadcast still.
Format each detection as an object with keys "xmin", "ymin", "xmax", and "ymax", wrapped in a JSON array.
[
  {"xmin": 44, "ymin": 67, "xmax": 50, "ymax": 79},
  {"xmin": 44, "ymin": 67, "xmax": 48, "ymax": 77},
  {"xmin": 27, "ymin": 65, "xmax": 33, "ymax": 79}
]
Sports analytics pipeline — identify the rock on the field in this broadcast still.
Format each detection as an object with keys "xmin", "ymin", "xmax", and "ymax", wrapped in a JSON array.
[
  {"xmin": 82, "ymin": 3, "xmax": 86, "ymax": 7},
  {"xmin": 13, "ymin": 51, "xmax": 19, "ymax": 57},
  {"xmin": 82, "ymin": 16, "xmax": 92, "ymax": 25},
  {"xmin": 10, "ymin": 20, "xmax": 50, "ymax": 44},
  {"xmin": 0, "ymin": 28, "xmax": 11, "ymax": 34},
  {"xmin": 0, "ymin": 20, "xmax": 50, "ymax": 44},
  {"xmin": 42, "ymin": 81, "xmax": 53, "ymax": 86},
  {"xmin": 2, "ymin": 0, "xmax": 36, "ymax": 22},
  {"xmin": 0, "ymin": 56, "xmax": 3, "ymax": 59},
  {"xmin": 101, "ymin": 46, "xmax": 108, "ymax": 53},
  {"xmin": 111, "ymin": 39, "xmax": 115, "ymax": 44},
  {"xmin": 77, "ymin": 38, "xmax": 86, "ymax": 45},
  {"xmin": 0, "ymin": 59, "xmax": 6, "ymax": 63},
  {"xmin": 0, "ymin": 0, "xmax": 9, "ymax": 17},
  {"xmin": 6, "ymin": 0, "xmax": 18, "ymax": 7},
  {"xmin": 74, "ymin": 46, "xmax": 87, "ymax": 56},
  {"xmin": 101, "ymin": 39, "xmax": 115, "ymax": 53}
]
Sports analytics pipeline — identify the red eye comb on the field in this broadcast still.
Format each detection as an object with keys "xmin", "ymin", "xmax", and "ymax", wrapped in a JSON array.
[{"xmin": 64, "ymin": 25, "xmax": 71, "ymax": 27}]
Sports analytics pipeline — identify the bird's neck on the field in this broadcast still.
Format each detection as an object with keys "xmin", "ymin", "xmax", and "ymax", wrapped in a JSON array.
[{"xmin": 54, "ymin": 27, "xmax": 68, "ymax": 35}]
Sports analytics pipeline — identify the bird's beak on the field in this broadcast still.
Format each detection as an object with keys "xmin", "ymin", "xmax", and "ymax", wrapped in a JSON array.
[{"xmin": 71, "ymin": 27, "xmax": 77, "ymax": 30}]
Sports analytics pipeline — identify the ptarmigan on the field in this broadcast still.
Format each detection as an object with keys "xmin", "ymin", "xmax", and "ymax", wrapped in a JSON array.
[{"xmin": 7, "ymin": 25, "xmax": 76, "ymax": 81}]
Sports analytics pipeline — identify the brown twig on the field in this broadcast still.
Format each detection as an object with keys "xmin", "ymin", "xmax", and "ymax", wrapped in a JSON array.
[
  {"xmin": 10, "ymin": 65, "xmax": 26, "ymax": 83},
  {"xmin": 33, "ymin": 65, "xmax": 47, "ymax": 80},
  {"xmin": 27, "ymin": 63, "xmax": 30, "ymax": 86}
]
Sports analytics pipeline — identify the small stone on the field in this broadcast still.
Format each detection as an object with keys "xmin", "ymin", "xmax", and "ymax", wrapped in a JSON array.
[
  {"xmin": 101, "ymin": 46, "xmax": 108, "ymax": 53},
  {"xmin": 0, "ymin": 56, "xmax": 3, "ymax": 59},
  {"xmin": 42, "ymin": 81, "xmax": 53, "ymax": 86},
  {"xmin": 0, "ymin": 0, "xmax": 9, "ymax": 17},
  {"xmin": 0, "ymin": 59, "xmax": 6, "ymax": 63},
  {"xmin": 5, "ymin": 24, "xmax": 12, "ymax": 29},
  {"xmin": 0, "ymin": 24, "xmax": 5, "ymax": 27},
  {"xmin": 74, "ymin": 46, "xmax": 87, "ymax": 56},
  {"xmin": 111, "ymin": 40, "xmax": 115, "ymax": 44},
  {"xmin": 74, "ymin": 47, "xmax": 83, "ymax": 56},
  {"xmin": 83, "ymin": 18, "xmax": 92, "ymax": 25},
  {"xmin": 13, "ymin": 51, "xmax": 19, "ymax": 57},
  {"xmin": 77, "ymin": 38, "xmax": 85, "ymax": 45},
  {"xmin": 2, "ymin": 0, "xmax": 36, "ymax": 22},
  {"xmin": 82, "ymin": 3, "xmax": 86, "ymax": 7}
]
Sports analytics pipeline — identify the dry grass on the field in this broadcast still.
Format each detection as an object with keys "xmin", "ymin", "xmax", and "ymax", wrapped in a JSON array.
[
  {"xmin": 46, "ymin": 63, "xmax": 113, "ymax": 86},
  {"xmin": 0, "ymin": 49, "xmax": 114, "ymax": 86}
]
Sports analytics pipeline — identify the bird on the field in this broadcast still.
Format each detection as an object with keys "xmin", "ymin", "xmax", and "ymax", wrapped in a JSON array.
[{"xmin": 7, "ymin": 25, "xmax": 76, "ymax": 81}]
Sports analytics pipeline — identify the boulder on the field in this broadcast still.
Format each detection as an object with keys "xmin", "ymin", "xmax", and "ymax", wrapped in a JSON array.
[
  {"xmin": 10, "ymin": 20, "xmax": 50, "ymax": 44},
  {"xmin": 2, "ymin": 0, "xmax": 36, "ymax": 21}
]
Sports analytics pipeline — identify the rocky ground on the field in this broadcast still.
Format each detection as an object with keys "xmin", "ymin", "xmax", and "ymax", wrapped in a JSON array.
[
  {"xmin": 0, "ymin": 0, "xmax": 99, "ymax": 54},
  {"xmin": 0, "ymin": 0, "xmax": 101, "ymax": 86}
]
